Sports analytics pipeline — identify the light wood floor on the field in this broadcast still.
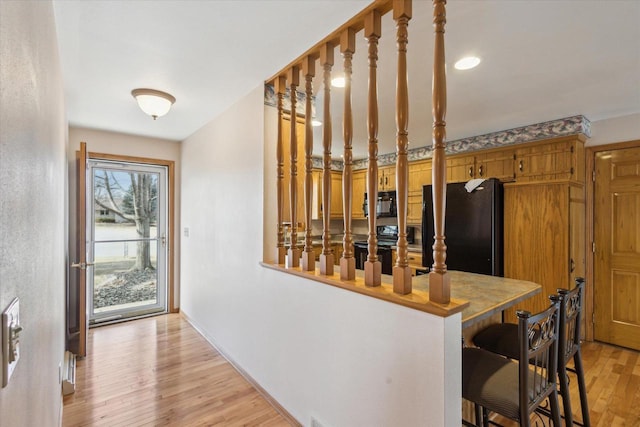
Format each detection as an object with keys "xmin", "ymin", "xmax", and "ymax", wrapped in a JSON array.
[
  {"xmin": 488, "ymin": 341, "xmax": 640, "ymax": 427},
  {"xmin": 62, "ymin": 314, "xmax": 293, "ymax": 427},
  {"xmin": 64, "ymin": 314, "xmax": 640, "ymax": 427}
]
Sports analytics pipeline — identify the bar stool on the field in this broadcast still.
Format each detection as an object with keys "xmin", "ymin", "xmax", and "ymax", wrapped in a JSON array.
[
  {"xmin": 472, "ymin": 278, "xmax": 590, "ymax": 426},
  {"xmin": 462, "ymin": 297, "xmax": 562, "ymax": 427}
]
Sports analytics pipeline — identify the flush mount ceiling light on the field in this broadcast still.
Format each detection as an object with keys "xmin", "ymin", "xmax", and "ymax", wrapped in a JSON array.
[
  {"xmin": 311, "ymin": 119, "xmax": 323, "ymax": 127},
  {"xmin": 131, "ymin": 88, "xmax": 176, "ymax": 120},
  {"xmin": 454, "ymin": 56, "xmax": 481, "ymax": 70},
  {"xmin": 331, "ymin": 76, "xmax": 345, "ymax": 88}
]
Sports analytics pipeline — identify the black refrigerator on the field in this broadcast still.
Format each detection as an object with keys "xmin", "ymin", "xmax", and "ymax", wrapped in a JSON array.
[{"xmin": 422, "ymin": 178, "xmax": 503, "ymax": 276}]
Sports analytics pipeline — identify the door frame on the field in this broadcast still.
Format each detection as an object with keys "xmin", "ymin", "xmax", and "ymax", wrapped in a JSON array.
[
  {"xmin": 88, "ymin": 151, "xmax": 177, "ymax": 313},
  {"xmin": 585, "ymin": 139, "xmax": 640, "ymax": 341}
]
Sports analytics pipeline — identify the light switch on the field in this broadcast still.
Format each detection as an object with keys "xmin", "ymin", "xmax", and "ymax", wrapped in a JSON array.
[
  {"xmin": 2, "ymin": 298, "xmax": 21, "ymax": 388},
  {"xmin": 183, "ymin": 227, "xmax": 190, "ymax": 237}
]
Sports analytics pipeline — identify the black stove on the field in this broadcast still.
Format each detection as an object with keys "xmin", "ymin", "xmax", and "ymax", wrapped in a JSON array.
[{"xmin": 353, "ymin": 226, "xmax": 414, "ymax": 274}]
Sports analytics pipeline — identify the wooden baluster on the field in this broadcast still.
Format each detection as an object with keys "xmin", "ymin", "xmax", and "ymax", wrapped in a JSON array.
[
  {"xmin": 393, "ymin": 0, "xmax": 412, "ymax": 295},
  {"xmin": 364, "ymin": 10, "xmax": 382, "ymax": 287},
  {"xmin": 301, "ymin": 57, "xmax": 316, "ymax": 271},
  {"xmin": 287, "ymin": 66, "xmax": 301, "ymax": 268},
  {"xmin": 340, "ymin": 28, "xmax": 356, "ymax": 281},
  {"xmin": 275, "ymin": 76, "xmax": 287, "ymax": 264},
  {"xmin": 429, "ymin": 0, "xmax": 450, "ymax": 304},
  {"xmin": 319, "ymin": 43, "xmax": 334, "ymax": 275}
]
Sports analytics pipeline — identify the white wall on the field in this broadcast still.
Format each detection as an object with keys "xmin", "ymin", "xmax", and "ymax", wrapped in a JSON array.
[
  {"xmin": 67, "ymin": 127, "xmax": 181, "ymax": 308},
  {"xmin": 0, "ymin": 1, "xmax": 67, "ymax": 425},
  {"xmin": 181, "ymin": 85, "xmax": 461, "ymax": 426},
  {"xmin": 586, "ymin": 112, "xmax": 640, "ymax": 146}
]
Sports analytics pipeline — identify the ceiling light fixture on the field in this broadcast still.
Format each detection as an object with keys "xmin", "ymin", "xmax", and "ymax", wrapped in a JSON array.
[
  {"xmin": 311, "ymin": 119, "xmax": 323, "ymax": 127},
  {"xmin": 331, "ymin": 76, "xmax": 345, "ymax": 88},
  {"xmin": 131, "ymin": 88, "xmax": 176, "ymax": 120},
  {"xmin": 454, "ymin": 56, "xmax": 481, "ymax": 70}
]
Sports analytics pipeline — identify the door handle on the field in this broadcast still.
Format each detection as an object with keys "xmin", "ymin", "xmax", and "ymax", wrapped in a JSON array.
[{"xmin": 71, "ymin": 261, "xmax": 94, "ymax": 270}]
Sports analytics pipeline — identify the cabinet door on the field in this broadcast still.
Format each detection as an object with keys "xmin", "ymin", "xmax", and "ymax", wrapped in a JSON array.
[
  {"xmin": 379, "ymin": 166, "xmax": 396, "ymax": 190},
  {"xmin": 447, "ymin": 155, "xmax": 475, "ymax": 183},
  {"xmin": 330, "ymin": 171, "xmax": 343, "ymax": 218},
  {"xmin": 514, "ymin": 140, "xmax": 577, "ymax": 182},
  {"xmin": 475, "ymin": 150, "xmax": 515, "ymax": 182},
  {"xmin": 503, "ymin": 183, "xmax": 570, "ymax": 323},
  {"xmin": 408, "ymin": 160, "xmax": 431, "ymax": 224},
  {"xmin": 352, "ymin": 170, "xmax": 367, "ymax": 219}
]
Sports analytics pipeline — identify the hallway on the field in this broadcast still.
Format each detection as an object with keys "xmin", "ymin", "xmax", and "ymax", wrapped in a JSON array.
[{"xmin": 62, "ymin": 314, "xmax": 292, "ymax": 426}]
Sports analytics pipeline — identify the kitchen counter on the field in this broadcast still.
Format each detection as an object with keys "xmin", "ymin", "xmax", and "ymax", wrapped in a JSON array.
[{"xmin": 409, "ymin": 270, "xmax": 540, "ymax": 329}]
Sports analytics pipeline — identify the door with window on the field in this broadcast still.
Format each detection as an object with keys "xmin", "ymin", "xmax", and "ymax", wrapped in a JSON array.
[{"xmin": 88, "ymin": 160, "xmax": 168, "ymax": 324}]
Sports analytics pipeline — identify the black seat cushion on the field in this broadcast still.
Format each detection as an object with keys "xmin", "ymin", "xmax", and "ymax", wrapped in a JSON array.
[
  {"xmin": 463, "ymin": 347, "xmax": 521, "ymax": 421},
  {"xmin": 472, "ymin": 323, "xmax": 519, "ymax": 360}
]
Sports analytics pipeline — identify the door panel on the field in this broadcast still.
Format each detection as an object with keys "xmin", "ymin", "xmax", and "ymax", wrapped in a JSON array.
[
  {"xmin": 594, "ymin": 145, "xmax": 640, "ymax": 350},
  {"xmin": 88, "ymin": 161, "xmax": 168, "ymax": 324}
]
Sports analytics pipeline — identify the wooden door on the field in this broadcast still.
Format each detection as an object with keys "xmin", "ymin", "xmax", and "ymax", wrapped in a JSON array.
[
  {"xmin": 70, "ymin": 142, "xmax": 88, "ymax": 357},
  {"xmin": 594, "ymin": 145, "xmax": 640, "ymax": 350}
]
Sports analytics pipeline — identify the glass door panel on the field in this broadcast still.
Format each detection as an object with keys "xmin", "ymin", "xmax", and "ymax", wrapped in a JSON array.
[{"xmin": 88, "ymin": 161, "xmax": 167, "ymax": 324}]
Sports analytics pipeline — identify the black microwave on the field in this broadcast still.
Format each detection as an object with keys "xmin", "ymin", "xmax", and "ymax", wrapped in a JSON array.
[{"xmin": 363, "ymin": 191, "xmax": 397, "ymax": 218}]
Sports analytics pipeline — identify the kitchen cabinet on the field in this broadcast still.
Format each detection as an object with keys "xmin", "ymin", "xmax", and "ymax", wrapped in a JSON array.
[
  {"xmin": 408, "ymin": 160, "xmax": 431, "ymax": 224},
  {"xmin": 378, "ymin": 165, "xmax": 396, "ymax": 191},
  {"xmin": 475, "ymin": 149, "xmax": 516, "ymax": 182},
  {"xmin": 503, "ymin": 181, "xmax": 585, "ymax": 323},
  {"xmin": 313, "ymin": 169, "xmax": 343, "ymax": 219},
  {"xmin": 446, "ymin": 154, "xmax": 476, "ymax": 183},
  {"xmin": 446, "ymin": 149, "xmax": 516, "ymax": 184},
  {"xmin": 514, "ymin": 136, "xmax": 585, "ymax": 183},
  {"xmin": 352, "ymin": 170, "xmax": 367, "ymax": 219}
]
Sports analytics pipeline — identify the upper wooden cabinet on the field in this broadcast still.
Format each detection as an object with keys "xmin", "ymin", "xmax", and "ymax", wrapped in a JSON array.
[
  {"xmin": 475, "ymin": 149, "xmax": 516, "ymax": 182},
  {"xmin": 352, "ymin": 170, "xmax": 366, "ymax": 219},
  {"xmin": 379, "ymin": 165, "xmax": 396, "ymax": 191},
  {"xmin": 447, "ymin": 155, "xmax": 476, "ymax": 183},
  {"xmin": 514, "ymin": 135, "xmax": 585, "ymax": 183}
]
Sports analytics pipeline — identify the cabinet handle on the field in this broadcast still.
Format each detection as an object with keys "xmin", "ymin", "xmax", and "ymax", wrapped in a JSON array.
[
  {"xmin": 518, "ymin": 160, "xmax": 523, "ymax": 172},
  {"xmin": 385, "ymin": 176, "xmax": 388, "ymax": 186},
  {"xmin": 478, "ymin": 165, "xmax": 483, "ymax": 177},
  {"xmin": 468, "ymin": 166, "xmax": 473, "ymax": 177},
  {"xmin": 570, "ymin": 258, "xmax": 575, "ymax": 273}
]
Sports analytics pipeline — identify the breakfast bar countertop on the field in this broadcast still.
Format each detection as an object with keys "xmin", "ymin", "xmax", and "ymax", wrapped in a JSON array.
[{"xmin": 410, "ymin": 270, "xmax": 541, "ymax": 329}]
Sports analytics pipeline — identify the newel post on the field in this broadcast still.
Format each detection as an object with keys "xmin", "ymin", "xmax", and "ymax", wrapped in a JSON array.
[
  {"xmin": 275, "ymin": 75, "xmax": 287, "ymax": 264},
  {"xmin": 340, "ymin": 28, "xmax": 356, "ymax": 281},
  {"xmin": 364, "ymin": 10, "xmax": 382, "ymax": 287},
  {"xmin": 429, "ymin": 0, "xmax": 450, "ymax": 304},
  {"xmin": 301, "ymin": 57, "xmax": 316, "ymax": 271},
  {"xmin": 393, "ymin": 0, "xmax": 413, "ymax": 295},
  {"xmin": 319, "ymin": 43, "xmax": 335, "ymax": 275}
]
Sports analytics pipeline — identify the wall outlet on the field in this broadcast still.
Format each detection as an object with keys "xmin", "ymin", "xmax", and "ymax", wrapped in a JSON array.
[
  {"xmin": 183, "ymin": 227, "xmax": 190, "ymax": 237},
  {"xmin": 2, "ymin": 298, "xmax": 21, "ymax": 388}
]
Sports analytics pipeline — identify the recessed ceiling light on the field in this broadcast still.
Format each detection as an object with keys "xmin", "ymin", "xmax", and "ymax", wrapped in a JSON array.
[
  {"xmin": 454, "ymin": 56, "xmax": 481, "ymax": 70},
  {"xmin": 312, "ymin": 120, "xmax": 322, "ymax": 127},
  {"xmin": 331, "ymin": 76, "xmax": 345, "ymax": 87}
]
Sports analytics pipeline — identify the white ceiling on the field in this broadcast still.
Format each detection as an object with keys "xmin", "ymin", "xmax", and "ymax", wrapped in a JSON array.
[{"xmin": 54, "ymin": 1, "xmax": 640, "ymax": 159}]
